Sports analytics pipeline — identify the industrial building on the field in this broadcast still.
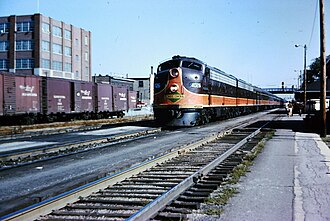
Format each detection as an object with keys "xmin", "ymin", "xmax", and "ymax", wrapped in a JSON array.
[{"xmin": 0, "ymin": 13, "xmax": 91, "ymax": 81}]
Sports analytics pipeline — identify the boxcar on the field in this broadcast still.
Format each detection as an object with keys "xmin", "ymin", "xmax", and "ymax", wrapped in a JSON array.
[
  {"xmin": 113, "ymin": 86, "xmax": 128, "ymax": 111},
  {"xmin": 42, "ymin": 77, "xmax": 72, "ymax": 114},
  {"xmin": 1, "ymin": 73, "xmax": 16, "ymax": 116},
  {"xmin": 128, "ymin": 91, "xmax": 137, "ymax": 109},
  {"xmin": 15, "ymin": 75, "xmax": 41, "ymax": 114},
  {"xmin": 0, "ymin": 72, "xmax": 138, "ymax": 125},
  {"xmin": 74, "ymin": 81, "xmax": 94, "ymax": 113},
  {"xmin": 95, "ymin": 83, "xmax": 113, "ymax": 112},
  {"xmin": 0, "ymin": 73, "xmax": 4, "ymax": 116}
]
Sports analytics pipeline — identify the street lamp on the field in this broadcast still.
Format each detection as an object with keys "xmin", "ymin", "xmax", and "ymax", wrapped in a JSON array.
[{"xmin": 295, "ymin": 44, "xmax": 307, "ymax": 112}]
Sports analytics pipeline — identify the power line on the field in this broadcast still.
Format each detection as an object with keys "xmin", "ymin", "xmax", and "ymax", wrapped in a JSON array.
[{"xmin": 308, "ymin": 0, "xmax": 319, "ymax": 48}]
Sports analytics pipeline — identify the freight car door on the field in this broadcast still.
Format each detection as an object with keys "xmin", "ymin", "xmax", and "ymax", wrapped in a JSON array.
[
  {"xmin": 70, "ymin": 82, "xmax": 75, "ymax": 112},
  {"xmin": 0, "ymin": 74, "xmax": 3, "ymax": 115}
]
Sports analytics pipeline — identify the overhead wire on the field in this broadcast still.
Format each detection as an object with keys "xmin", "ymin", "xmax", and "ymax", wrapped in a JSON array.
[{"xmin": 308, "ymin": 0, "xmax": 319, "ymax": 48}]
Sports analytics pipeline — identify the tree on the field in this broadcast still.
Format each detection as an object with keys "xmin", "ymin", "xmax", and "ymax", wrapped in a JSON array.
[{"xmin": 308, "ymin": 55, "xmax": 330, "ymax": 81}]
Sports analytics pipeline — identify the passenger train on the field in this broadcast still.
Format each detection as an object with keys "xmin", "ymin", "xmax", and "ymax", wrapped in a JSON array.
[{"xmin": 153, "ymin": 55, "xmax": 283, "ymax": 126}]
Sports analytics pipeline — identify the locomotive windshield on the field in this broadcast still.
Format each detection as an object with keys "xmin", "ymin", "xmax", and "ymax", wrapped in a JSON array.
[
  {"xmin": 182, "ymin": 61, "xmax": 203, "ymax": 71},
  {"xmin": 158, "ymin": 60, "xmax": 181, "ymax": 72},
  {"xmin": 158, "ymin": 59, "xmax": 203, "ymax": 72}
]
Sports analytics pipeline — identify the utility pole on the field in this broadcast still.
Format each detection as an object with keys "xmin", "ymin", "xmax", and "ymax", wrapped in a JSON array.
[
  {"xmin": 320, "ymin": 0, "xmax": 327, "ymax": 137},
  {"xmin": 303, "ymin": 44, "xmax": 307, "ymax": 112},
  {"xmin": 294, "ymin": 44, "xmax": 307, "ymax": 112}
]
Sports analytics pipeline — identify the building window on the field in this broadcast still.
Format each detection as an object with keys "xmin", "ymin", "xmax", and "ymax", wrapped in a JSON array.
[
  {"xmin": 42, "ymin": 22, "xmax": 50, "ymax": 33},
  {"xmin": 0, "ymin": 23, "xmax": 9, "ymax": 33},
  {"xmin": 16, "ymin": 59, "xmax": 34, "ymax": 69},
  {"xmin": 41, "ymin": 59, "xmax": 50, "ymax": 69},
  {"xmin": 75, "ymin": 54, "xmax": 79, "ymax": 62},
  {"xmin": 64, "ymin": 62, "xmax": 72, "ymax": 72},
  {"xmin": 0, "ymin": 59, "xmax": 8, "ymax": 70},
  {"xmin": 75, "ymin": 38, "xmax": 79, "ymax": 46},
  {"xmin": 52, "ymin": 43, "xmax": 62, "ymax": 54},
  {"xmin": 52, "ymin": 26, "xmax": 62, "ymax": 37},
  {"xmin": 42, "ymin": 40, "xmax": 50, "ymax": 51},
  {"xmin": 52, "ymin": 60, "xmax": 62, "ymax": 71},
  {"xmin": 64, "ymin": 29, "xmax": 71, "ymax": 40},
  {"xmin": 0, "ymin": 41, "xmax": 9, "ymax": 51},
  {"xmin": 75, "ymin": 71, "xmax": 79, "ymax": 79},
  {"xmin": 16, "ymin": 22, "xmax": 34, "ymax": 32},
  {"xmin": 85, "ymin": 67, "xmax": 89, "ymax": 76},
  {"xmin": 84, "ymin": 36, "xmax": 88, "ymax": 45},
  {"xmin": 138, "ymin": 80, "xmax": 144, "ymax": 87},
  {"xmin": 64, "ymin": 46, "xmax": 71, "ymax": 57},
  {"xmin": 85, "ymin": 52, "xmax": 88, "ymax": 61},
  {"xmin": 16, "ymin": 40, "xmax": 34, "ymax": 51}
]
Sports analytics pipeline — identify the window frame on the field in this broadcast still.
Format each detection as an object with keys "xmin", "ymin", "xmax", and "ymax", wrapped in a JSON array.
[
  {"xmin": 41, "ymin": 58, "xmax": 50, "ymax": 69},
  {"xmin": 16, "ymin": 40, "xmax": 34, "ymax": 51},
  {"xmin": 52, "ymin": 60, "xmax": 63, "ymax": 71},
  {"xmin": 64, "ymin": 62, "xmax": 72, "ymax": 72},
  {"xmin": 0, "ymin": 41, "xmax": 9, "ymax": 51},
  {"xmin": 0, "ymin": 59, "xmax": 8, "ymax": 70},
  {"xmin": 64, "ymin": 29, "xmax": 71, "ymax": 40},
  {"xmin": 0, "ymin": 23, "xmax": 9, "ymax": 33},
  {"xmin": 52, "ymin": 43, "xmax": 62, "ymax": 55},
  {"xmin": 64, "ymin": 46, "xmax": 72, "ymax": 57},
  {"xmin": 16, "ymin": 59, "xmax": 34, "ymax": 69},
  {"xmin": 42, "ymin": 22, "xmax": 50, "ymax": 34},
  {"xmin": 42, "ymin": 40, "xmax": 50, "ymax": 52},
  {"xmin": 16, "ymin": 21, "xmax": 34, "ymax": 32},
  {"xmin": 52, "ymin": 26, "xmax": 62, "ymax": 38}
]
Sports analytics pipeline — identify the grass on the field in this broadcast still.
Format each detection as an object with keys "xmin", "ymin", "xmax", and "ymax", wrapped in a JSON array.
[{"xmin": 203, "ymin": 130, "xmax": 275, "ymax": 215}]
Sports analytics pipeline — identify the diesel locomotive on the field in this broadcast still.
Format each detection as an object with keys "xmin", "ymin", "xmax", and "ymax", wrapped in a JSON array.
[{"xmin": 153, "ymin": 55, "xmax": 283, "ymax": 126}]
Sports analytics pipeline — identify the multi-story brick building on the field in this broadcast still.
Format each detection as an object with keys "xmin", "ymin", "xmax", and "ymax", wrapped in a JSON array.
[{"xmin": 0, "ymin": 13, "xmax": 91, "ymax": 81}]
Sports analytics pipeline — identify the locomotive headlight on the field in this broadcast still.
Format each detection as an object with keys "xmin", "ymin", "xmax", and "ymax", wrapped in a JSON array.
[
  {"xmin": 170, "ymin": 68, "xmax": 179, "ymax": 78},
  {"xmin": 170, "ymin": 84, "xmax": 179, "ymax": 93}
]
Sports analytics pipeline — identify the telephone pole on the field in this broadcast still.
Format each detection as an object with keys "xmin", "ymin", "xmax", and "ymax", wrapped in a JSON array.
[{"xmin": 320, "ymin": 0, "xmax": 327, "ymax": 137}]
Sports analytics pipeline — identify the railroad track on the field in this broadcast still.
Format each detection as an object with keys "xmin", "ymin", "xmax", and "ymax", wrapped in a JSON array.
[
  {"xmin": 0, "ymin": 127, "xmax": 161, "ymax": 170},
  {"xmin": 2, "ymin": 120, "xmax": 272, "ymax": 221}
]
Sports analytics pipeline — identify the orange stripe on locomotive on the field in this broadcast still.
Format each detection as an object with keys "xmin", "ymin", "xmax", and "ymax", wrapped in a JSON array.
[{"xmin": 154, "ymin": 67, "xmax": 247, "ymax": 108}]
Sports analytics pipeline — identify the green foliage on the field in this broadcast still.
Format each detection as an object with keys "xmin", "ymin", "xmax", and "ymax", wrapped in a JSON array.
[
  {"xmin": 307, "ymin": 55, "xmax": 330, "ymax": 83},
  {"xmin": 205, "ymin": 187, "xmax": 238, "ymax": 206},
  {"xmin": 205, "ymin": 208, "xmax": 224, "ymax": 215}
]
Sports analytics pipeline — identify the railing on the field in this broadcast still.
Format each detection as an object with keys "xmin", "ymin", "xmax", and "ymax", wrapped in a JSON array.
[{"xmin": 263, "ymin": 87, "xmax": 298, "ymax": 94}]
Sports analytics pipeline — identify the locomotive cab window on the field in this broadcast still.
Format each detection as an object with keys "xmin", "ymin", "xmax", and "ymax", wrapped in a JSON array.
[
  {"xmin": 182, "ymin": 61, "xmax": 202, "ymax": 71},
  {"xmin": 158, "ymin": 60, "xmax": 181, "ymax": 72}
]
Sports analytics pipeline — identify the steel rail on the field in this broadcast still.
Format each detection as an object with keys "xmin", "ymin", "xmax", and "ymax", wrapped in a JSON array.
[
  {"xmin": 2, "ymin": 125, "xmax": 232, "ymax": 221},
  {"xmin": 2, "ymin": 110, "xmax": 277, "ymax": 221},
  {"xmin": 0, "ymin": 128, "xmax": 161, "ymax": 163},
  {"xmin": 128, "ymin": 124, "xmax": 265, "ymax": 221}
]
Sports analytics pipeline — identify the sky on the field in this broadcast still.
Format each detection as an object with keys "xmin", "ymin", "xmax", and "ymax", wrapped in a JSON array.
[{"xmin": 0, "ymin": 0, "xmax": 329, "ymax": 88}]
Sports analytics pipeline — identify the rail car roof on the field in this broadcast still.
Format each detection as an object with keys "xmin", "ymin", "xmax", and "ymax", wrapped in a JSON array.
[{"xmin": 172, "ymin": 55, "xmax": 205, "ymax": 64}]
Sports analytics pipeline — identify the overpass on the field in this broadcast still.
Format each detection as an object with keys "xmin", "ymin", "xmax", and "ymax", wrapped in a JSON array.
[{"xmin": 263, "ymin": 87, "xmax": 298, "ymax": 94}]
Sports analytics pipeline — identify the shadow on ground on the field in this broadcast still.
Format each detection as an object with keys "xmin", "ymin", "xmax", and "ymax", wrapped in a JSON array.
[
  {"xmin": 247, "ymin": 120, "xmax": 306, "ymax": 133},
  {"xmin": 248, "ymin": 109, "xmax": 324, "ymax": 134}
]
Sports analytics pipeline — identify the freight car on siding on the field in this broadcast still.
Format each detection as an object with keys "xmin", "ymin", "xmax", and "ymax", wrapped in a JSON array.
[
  {"xmin": 153, "ymin": 55, "xmax": 283, "ymax": 126},
  {"xmin": 0, "ymin": 72, "xmax": 137, "ymax": 125}
]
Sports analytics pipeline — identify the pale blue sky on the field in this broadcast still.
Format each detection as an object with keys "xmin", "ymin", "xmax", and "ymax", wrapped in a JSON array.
[{"xmin": 0, "ymin": 0, "xmax": 329, "ymax": 88}]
